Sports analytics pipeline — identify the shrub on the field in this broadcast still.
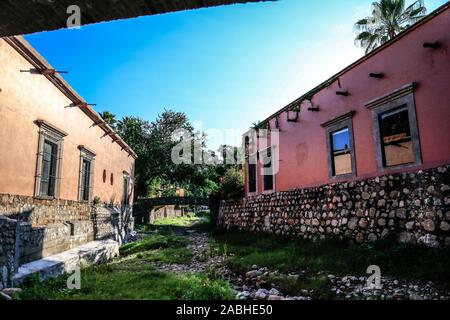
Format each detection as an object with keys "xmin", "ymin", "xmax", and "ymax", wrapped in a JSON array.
[{"xmin": 218, "ymin": 168, "xmax": 244, "ymax": 200}]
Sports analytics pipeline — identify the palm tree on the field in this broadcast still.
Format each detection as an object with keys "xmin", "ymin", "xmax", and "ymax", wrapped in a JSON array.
[
  {"xmin": 99, "ymin": 111, "xmax": 117, "ymax": 128},
  {"xmin": 355, "ymin": 0, "xmax": 427, "ymax": 54}
]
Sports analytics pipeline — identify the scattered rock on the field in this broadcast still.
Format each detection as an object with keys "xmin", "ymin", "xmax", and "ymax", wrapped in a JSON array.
[
  {"xmin": 269, "ymin": 288, "xmax": 281, "ymax": 296},
  {"xmin": 1, "ymin": 287, "xmax": 22, "ymax": 295},
  {"xmin": 246, "ymin": 270, "xmax": 263, "ymax": 279},
  {"xmin": 255, "ymin": 288, "xmax": 269, "ymax": 300}
]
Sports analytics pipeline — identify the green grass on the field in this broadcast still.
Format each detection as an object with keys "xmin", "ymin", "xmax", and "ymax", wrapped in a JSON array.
[
  {"xmin": 134, "ymin": 212, "xmax": 212, "ymax": 235},
  {"xmin": 16, "ymin": 221, "xmax": 233, "ymax": 300},
  {"xmin": 120, "ymin": 234, "xmax": 187, "ymax": 257},
  {"xmin": 142, "ymin": 247, "xmax": 193, "ymax": 264},
  {"xmin": 212, "ymin": 230, "xmax": 450, "ymax": 284},
  {"xmin": 15, "ymin": 263, "xmax": 234, "ymax": 300},
  {"xmin": 153, "ymin": 215, "xmax": 200, "ymax": 227},
  {"xmin": 19, "ymin": 211, "xmax": 449, "ymax": 300},
  {"xmin": 152, "ymin": 214, "xmax": 210, "ymax": 228}
]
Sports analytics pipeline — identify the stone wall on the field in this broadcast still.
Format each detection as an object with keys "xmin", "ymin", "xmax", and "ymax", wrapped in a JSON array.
[
  {"xmin": 0, "ymin": 194, "xmax": 91, "ymax": 226},
  {"xmin": 134, "ymin": 201, "xmax": 184, "ymax": 224},
  {"xmin": 92, "ymin": 205, "xmax": 134, "ymax": 243},
  {"xmin": 18, "ymin": 221, "xmax": 94, "ymax": 264},
  {"xmin": 0, "ymin": 217, "xmax": 19, "ymax": 287},
  {"xmin": 218, "ymin": 165, "xmax": 450, "ymax": 247},
  {"xmin": 0, "ymin": 195, "xmax": 134, "ymax": 285}
]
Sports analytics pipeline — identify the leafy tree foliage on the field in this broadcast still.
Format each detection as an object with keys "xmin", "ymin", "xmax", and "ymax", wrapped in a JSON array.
[
  {"xmin": 218, "ymin": 167, "xmax": 245, "ymax": 200},
  {"xmin": 105, "ymin": 109, "xmax": 243, "ymax": 199}
]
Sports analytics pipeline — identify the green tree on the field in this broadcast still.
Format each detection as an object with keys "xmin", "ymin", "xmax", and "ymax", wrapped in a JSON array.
[
  {"xmin": 114, "ymin": 109, "xmax": 244, "ymax": 199},
  {"xmin": 116, "ymin": 116, "xmax": 152, "ymax": 197},
  {"xmin": 354, "ymin": 0, "xmax": 427, "ymax": 54},
  {"xmin": 218, "ymin": 167, "xmax": 245, "ymax": 200},
  {"xmin": 116, "ymin": 110, "xmax": 213, "ymax": 198}
]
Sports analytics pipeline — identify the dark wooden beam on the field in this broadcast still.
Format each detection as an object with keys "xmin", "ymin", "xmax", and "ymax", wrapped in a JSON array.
[
  {"xmin": 369, "ymin": 73, "xmax": 384, "ymax": 79},
  {"xmin": 336, "ymin": 91, "xmax": 349, "ymax": 97},
  {"xmin": 423, "ymin": 41, "xmax": 441, "ymax": 49}
]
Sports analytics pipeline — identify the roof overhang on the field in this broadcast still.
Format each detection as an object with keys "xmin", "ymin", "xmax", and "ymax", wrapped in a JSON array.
[
  {"xmin": 4, "ymin": 35, "xmax": 138, "ymax": 159},
  {"xmin": 0, "ymin": 0, "xmax": 273, "ymax": 37}
]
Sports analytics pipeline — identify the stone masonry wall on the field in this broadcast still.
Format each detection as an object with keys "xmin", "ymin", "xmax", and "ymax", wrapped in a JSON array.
[
  {"xmin": 0, "ymin": 196, "xmax": 134, "ymax": 284},
  {"xmin": 0, "ymin": 217, "xmax": 19, "ymax": 287},
  {"xmin": 0, "ymin": 194, "xmax": 91, "ymax": 226},
  {"xmin": 134, "ymin": 201, "xmax": 184, "ymax": 224},
  {"xmin": 92, "ymin": 205, "xmax": 134, "ymax": 243},
  {"xmin": 218, "ymin": 165, "xmax": 450, "ymax": 247}
]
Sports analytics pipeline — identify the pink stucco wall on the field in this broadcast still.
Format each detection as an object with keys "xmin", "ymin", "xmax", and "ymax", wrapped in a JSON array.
[
  {"xmin": 0, "ymin": 38, "xmax": 135, "ymax": 204},
  {"xmin": 246, "ymin": 6, "xmax": 450, "ymax": 196}
]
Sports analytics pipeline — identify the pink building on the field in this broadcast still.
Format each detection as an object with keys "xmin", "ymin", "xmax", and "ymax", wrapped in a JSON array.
[
  {"xmin": 0, "ymin": 36, "xmax": 136, "ymax": 276},
  {"xmin": 215, "ymin": 3, "xmax": 450, "ymax": 247},
  {"xmin": 244, "ymin": 3, "xmax": 450, "ymax": 197}
]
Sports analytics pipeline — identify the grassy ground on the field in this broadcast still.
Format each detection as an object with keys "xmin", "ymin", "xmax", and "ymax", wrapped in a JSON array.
[
  {"xmin": 211, "ymin": 229, "xmax": 450, "ymax": 285},
  {"xmin": 16, "ymin": 265, "xmax": 234, "ymax": 300},
  {"xmin": 14, "ymin": 215, "xmax": 234, "ymax": 300},
  {"xmin": 14, "ymin": 213, "xmax": 450, "ymax": 300},
  {"xmin": 135, "ymin": 213, "xmax": 210, "ymax": 232},
  {"xmin": 207, "ymin": 230, "xmax": 450, "ymax": 298}
]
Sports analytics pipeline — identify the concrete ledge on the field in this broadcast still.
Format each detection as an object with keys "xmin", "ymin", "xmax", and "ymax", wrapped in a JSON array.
[{"xmin": 13, "ymin": 239, "xmax": 119, "ymax": 285}]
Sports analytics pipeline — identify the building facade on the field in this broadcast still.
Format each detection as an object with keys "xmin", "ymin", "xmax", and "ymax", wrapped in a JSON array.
[
  {"xmin": 0, "ymin": 36, "xmax": 136, "ymax": 281},
  {"xmin": 244, "ymin": 4, "xmax": 450, "ymax": 197},
  {"xmin": 218, "ymin": 4, "xmax": 450, "ymax": 247}
]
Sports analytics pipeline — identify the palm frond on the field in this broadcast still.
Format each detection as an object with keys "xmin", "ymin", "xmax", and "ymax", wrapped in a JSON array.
[{"xmin": 354, "ymin": 0, "xmax": 427, "ymax": 54}]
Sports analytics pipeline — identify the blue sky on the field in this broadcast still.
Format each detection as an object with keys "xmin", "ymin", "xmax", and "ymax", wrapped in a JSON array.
[{"xmin": 25, "ymin": 0, "xmax": 446, "ymax": 149}]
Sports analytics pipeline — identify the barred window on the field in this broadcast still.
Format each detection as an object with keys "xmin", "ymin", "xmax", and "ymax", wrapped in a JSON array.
[
  {"xmin": 247, "ymin": 154, "xmax": 257, "ymax": 194},
  {"xmin": 40, "ymin": 140, "xmax": 58, "ymax": 197},
  {"xmin": 123, "ymin": 172, "xmax": 130, "ymax": 206},
  {"xmin": 261, "ymin": 147, "xmax": 274, "ymax": 192},
  {"xmin": 78, "ymin": 146, "xmax": 95, "ymax": 202},
  {"xmin": 34, "ymin": 120, "xmax": 66, "ymax": 198}
]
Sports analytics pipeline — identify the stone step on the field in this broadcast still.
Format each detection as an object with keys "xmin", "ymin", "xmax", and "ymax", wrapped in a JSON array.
[{"xmin": 13, "ymin": 239, "xmax": 119, "ymax": 285}]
